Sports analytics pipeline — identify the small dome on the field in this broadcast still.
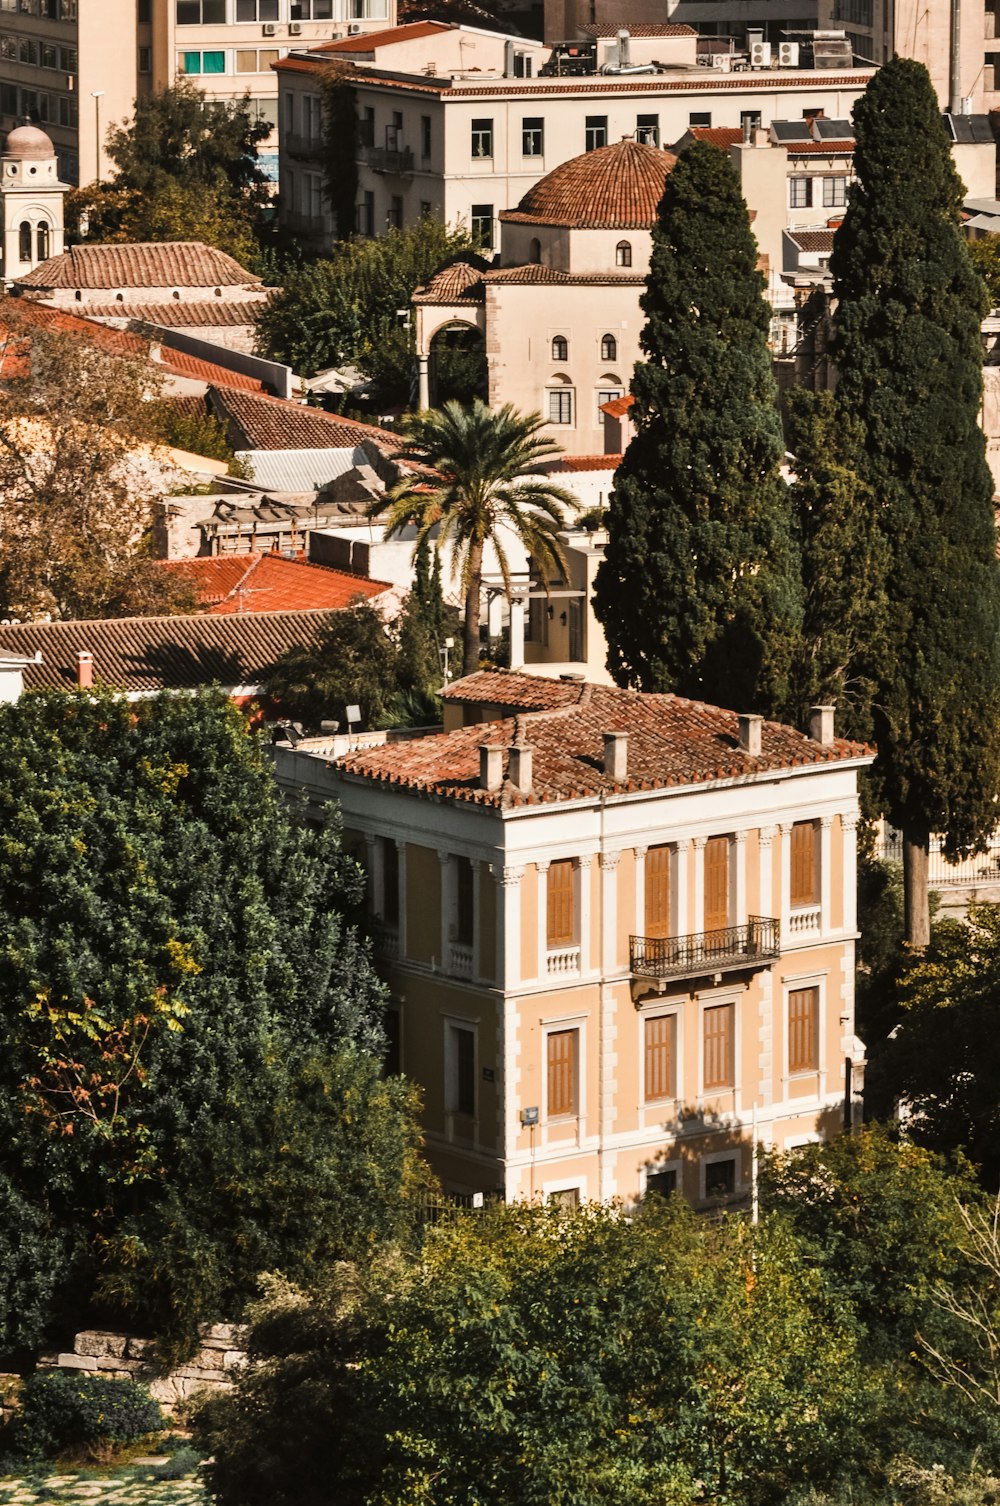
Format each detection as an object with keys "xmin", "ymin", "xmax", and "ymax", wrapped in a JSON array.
[
  {"xmin": 503, "ymin": 138, "xmax": 677, "ymax": 230},
  {"xmin": 4, "ymin": 124, "xmax": 56, "ymax": 160}
]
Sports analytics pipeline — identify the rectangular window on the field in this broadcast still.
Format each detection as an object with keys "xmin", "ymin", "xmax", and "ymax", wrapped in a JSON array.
[
  {"xmin": 180, "ymin": 50, "xmax": 226, "ymax": 74},
  {"xmin": 138, "ymin": 46, "xmax": 152, "ymax": 73},
  {"xmin": 705, "ymin": 1156, "xmax": 736, "ymax": 1198},
  {"xmin": 470, "ymin": 203, "xmax": 493, "ymax": 248},
  {"xmin": 644, "ymin": 1013, "xmax": 676, "ymax": 1102},
  {"xmin": 41, "ymin": 42, "xmax": 57, "ymax": 68},
  {"xmin": 546, "ymin": 859, "xmax": 575, "ymax": 947},
  {"xmin": 386, "ymin": 111, "xmax": 402, "ymax": 149},
  {"xmin": 387, "ymin": 194, "xmax": 403, "ymax": 229},
  {"xmin": 547, "ymin": 1028, "xmax": 578, "ymax": 1117},
  {"xmin": 704, "ymin": 836, "xmax": 729, "ymax": 932},
  {"xmin": 598, "ymin": 387, "xmax": 623, "ymax": 423},
  {"xmin": 359, "ymin": 106, "xmax": 375, "ymax": 147},
  {"xmin": 646, "ymin": 1167, "xmax": 677, "ymax": 1198},
  {"xmin": 455, "ymin": 855, "xmax": 474, "ymax": 947},
  {"xmin": 548, "ymin": 1185, "xmax": 579, "ymax": 1208},
  {"xmin": 177, "ymin": 0, "xmax": 225, "ymax": 20},
  {"xmin": 822, "ymin": 175, "xmax": 848, "ymax": 207},
  {"xmin": 382, "ymin": 837, "xmax": 399, "ymax": 928},
  {"xmin": 703, "ymin": 1003, "xmax": 734, "ymax": 1090},
  {"xmin": 522, "ymin": 115, "xmax": 543, "ymax": 155},
  {"xmin": 236, "ymin": 0, "xmax": 279, "ymax": 18},
  {"xmin": 788, "ymin": 986, "xmax": 819, "ymax": 1073},
  {"xmin": 420, "ymin": 114, "xmax": 431, "ymax": 158},
  {"xmin": 644, "ymin": 844, "xmax": 671, "ymax": 939},
  {"xmin": 585, "ymin": 114, "xmax": 607, "ymax": 150},
  {"xmin": 548, "ymin": 387, "xmax": 574, "ymax": 425},
  {"xmin": 689, "ymin": 111, "xmax": 711, "ymax": 127},
  {"xmin": 471, "ymin": 117, "xmax": 493, "ymax": 158},
  {"xmin": 636, "ymin": 112, "xmax": 659, "ymax": 146},
  {"xmin": 358, "ymin": 189, "xmax": 374, "ymax": 235},
  {"xmin": 790, "ymin": 820, "xmax": 818, "ymax": 907},
  {"xmin": 292, "ymin": 0, "xmax": 335, "ymax": 15},
  {"xmin": 789, "ymin": 176, "xmax": 813, "ymax": 208},
  {"xmin": 448, "ymin": 1023, "xmax": 475, "ymax": 1117}
]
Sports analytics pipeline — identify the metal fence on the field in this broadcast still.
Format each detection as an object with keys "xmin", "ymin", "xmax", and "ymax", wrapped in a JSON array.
[{"xmin": 876, "ymin": 827, "xmax": 1000, "ymax": 888}]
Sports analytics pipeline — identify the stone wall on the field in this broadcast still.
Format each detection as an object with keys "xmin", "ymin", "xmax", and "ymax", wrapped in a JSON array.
[{"xmin": 36, "ymin": 1325, "xmax": 247, "ymax": 1414}]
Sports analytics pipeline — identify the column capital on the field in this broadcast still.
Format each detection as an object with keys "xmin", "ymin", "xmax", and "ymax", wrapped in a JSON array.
[
  {"xmin": 759, "ymin": 825, "xmax": 777, "ymax": 849},
  {"xmin": 437, "ymin": 848, "xmax": 451, "ymax": 866},
  {"xmin": 578, "ymin": 854, "xmax": 594, "ymax": 870},
  {"xmin": 394, "ymin": 838, "xmax": 406, "ymax": 853},
  {"xmin": 599, "ymin": 850, "xmax": 621, "ymax": 872},
  {"xmin": 535, "ymin": 858, "xmax": 551, "ymax": 874},
  {"xmin": 692, "ymin": 835, "xmax": 708, "ymax": 851},
  {"xmin": 841, "ymin": 812, "xmax": 860, "ymax": 834},
  {"xmin": 820, "ymin": 815, "xmax": 835, "ymax": 832},
  {"xmin": 501, "ymin": 864, "xmax": 524, "ymax": 888},
  {"xmin": 734, "ymin": 829, "xmax": 748, "ymax": 848},
  {"xmin": 633, "ymin": 844, "xmax": 648, "ymax": 861}
]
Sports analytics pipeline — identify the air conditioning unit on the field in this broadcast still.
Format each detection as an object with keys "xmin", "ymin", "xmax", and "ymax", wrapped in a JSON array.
[
  {"xmin": 262, "ymin": 21, "xmax": 277, "ymax": 35},
  {"xmin": 778, "ymin": 40, "xmax": 799, "ymax": 66},
  {"xmin": 289, "ymin": 20, "xmax": 303, "ymax": 33},
  {"xmin": 348, "ymin": 23, "xmax": 362, "ymax": 33},
  {"xmin": 713, "ymin": 51, "xmax": 732, "ymax": 70},
  {"xmin": 750, "ymin": 40, "xmax": 771, "ymax": 66}
]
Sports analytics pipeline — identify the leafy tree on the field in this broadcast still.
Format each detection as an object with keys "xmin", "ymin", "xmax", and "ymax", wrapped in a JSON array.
[
  {"xmin": 829, "ymin": 58, "xmax": 1000, "ymax": 948},
  {"xmin": 253, "ymin": 220, "xmax": 477, "ymax": 396},
  {"xmin": 784, "ymin": 388, "xmax": 888, "ymax": 734},
  {"xmin": 371, "ymin": 399, "xmax": 574, "ymax": 677},
  {"xmin": 396, "ymin": 536, "xmax": 450, "ymax": 699},
  {"xmin": 67, "ymin": 178, "xmax": 259, "ymax": 270},
  {"xmin": 0, "ymin": 690, "xmax": 423, "ymax": 1354},
  {"xmin": 593, "ymin": 141, "xmax": 802, "ymax": 716},
  {"xmin": 263, "ymin": 600, "xmax": 401, "ymax": 731},
  {"xmin": 0, "ymin": 308, "xmax": 195, "ymax": 620},
  {"xmin": 968, "ymin": 234, "xmax": 1000, "ymax": 308},
  {"xmin": 152, "ymin": 399, "xmax": 238, "ymax": 466}
]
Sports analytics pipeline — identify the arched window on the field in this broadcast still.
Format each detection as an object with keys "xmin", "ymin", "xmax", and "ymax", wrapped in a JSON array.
[
  {"xmin": 529, "ymin": 237, "xmax": 541, "ymax": 264},
  {"xmin": 600, "ymin": 333, "xmax": 617, "ymax": 362},
  {"xmin": 18, "ymin": 221, "xmax": 31, "ymax": 262},
  {"xmin": 35, "ymin": 223, "xmax": 48, "ymax": 262},
  {"xmin": 615, "ymin": 240, "xmax": 632, "ymax": 267},
  {"xmin": 551, "ymin": 334, "xmax": 568, "ymax": 362}
]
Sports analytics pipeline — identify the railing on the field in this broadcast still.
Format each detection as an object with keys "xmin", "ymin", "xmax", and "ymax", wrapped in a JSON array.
[
  {"xmin": 379, "ymin": 925, "xmax": 399, "ymax": 960},
  {"xmin": 449, "ymin": 943, "xmax": 474, "ymax": 978},
  {"xmin": 284, "ymin": 131, "xmax": 322, "ymax": 160},
  {"xmin": 364, "ymin": 144, "xmax": 415, "ymax": 177},
  {"xmin": 630, "ymin": 917, "xmax": 780, "ymax": 982},
  {"xmin": 547, "ymin": 946, "xmax": 581, "ymax": 977},
  {"xmin": 788, "ymin": 906, "xmax": 820, "ymax": 935},
  {"xmin": 877, "ymin": 826, "xmax": 1000, "ymax": 889}
]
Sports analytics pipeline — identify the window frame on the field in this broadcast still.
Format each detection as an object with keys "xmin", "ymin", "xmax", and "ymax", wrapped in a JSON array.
[
  {"xmin": 584, "ymin": 113, "xmax": 607, "ymax": 151},
  {"xmin": 701, "ymin": 999, "xmax": 735, "ymax": 1093},
  {"xmin": 547, "ymin": 386, "xmax": 574, "ymax": 426},
  {"xmin": 643, "ymin": 1008, "xmax": 677, "ymax": 1104},
  {"xmin": 445, "ymin": 1018, "xmax": 477, "ymax": 1123},
  {"xmin": 471, "ymin": 117, "xmax": 494, "ymax": 159},
  {"xmin": 546, "ymin": 858, "xmax": 577, "ymax": 948},
  {"xmin": 787, "ymin": 983, "xmax": 820, "ymax": 1074},
  {"xmin": 522, "ymin": 115, "xmax": 543, "ymax": 155},
  {"xmin": 789, "ymin": 175, "xmax": 813, "ymax": 209},
  {"xmin": 790, "ymin": 819, "xmax": 819, "ymax": 909},
  {"xmin": 545, "ymin": 1024, "xmax": 580, "ymax": 1120},
  {"xmin": 600, "ymin": 332, "xmax": 618, "ymax": 362},
  {"xmin": 615, "ymin": 240, "xmax": 632, "ymax": 267},
  {"xmin": 551, "ymin": 333, "xmax": 568, "ymax": 362}
]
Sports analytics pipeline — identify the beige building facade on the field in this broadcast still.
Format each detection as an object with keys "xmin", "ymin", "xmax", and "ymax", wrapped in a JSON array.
[
  {"xmin": 276, "ymin": 671, "xmax": 871, "ymax": 1205},
  {"xmin": 0, "ymin": 0, "xmax": 397, "ymax": 186}
]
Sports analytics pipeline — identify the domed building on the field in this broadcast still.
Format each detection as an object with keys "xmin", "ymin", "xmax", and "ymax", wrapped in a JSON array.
[
  {"xmin": 0, "ymin": 124, "xmax": 68, "ymax": 282},
  {"xmin": 413, "ymin": 137, "xmax": 675, "ymax": 458}
]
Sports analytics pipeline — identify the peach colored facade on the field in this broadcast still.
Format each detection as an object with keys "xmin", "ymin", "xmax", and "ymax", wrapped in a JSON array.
[{"xmin": 276, "ymin": 688, "xmax": 870, "ymax": 1208}]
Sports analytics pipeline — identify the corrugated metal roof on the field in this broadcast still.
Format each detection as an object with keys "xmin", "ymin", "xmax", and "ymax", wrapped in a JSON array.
[{"xmin": 238, "ymin": 448, "xmax": 365, "ymax": 491}]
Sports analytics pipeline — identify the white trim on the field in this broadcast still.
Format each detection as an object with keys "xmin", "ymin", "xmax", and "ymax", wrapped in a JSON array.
[
  {"xmin": 780, "ymin": 971, "xmax": 827, "ymax": 1097},
  {"xmin": 541, "ymin": 1015, "xmax": 586, "ymax": 1142},
  {"xmin": 641, "ymin": 1158, "xmax": 681, "ymax": 1196},
  {"xmin": 443, "ymin": 1015, "xmax": 479, "ymax": 1148},
  {"xmin": 541, "ymin": 1174, "xmax": 587, "ymax": 1204},
  {"xmin": 700, "ymin": 1147, "xmax": 741, "ymax": 1201},
  {"xmin": 698, "ymin": 993, "xmax": 740, "ymax": 1102},
  {"xmin": 638, "ymin": 1000, "xmax": 682, "ymax": 1122}
]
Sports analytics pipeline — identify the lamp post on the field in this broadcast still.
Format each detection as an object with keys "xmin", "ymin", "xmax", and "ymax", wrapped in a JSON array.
[{"xmin": 91, "ymin": 90, "xmax": 104, "ymax": 183}]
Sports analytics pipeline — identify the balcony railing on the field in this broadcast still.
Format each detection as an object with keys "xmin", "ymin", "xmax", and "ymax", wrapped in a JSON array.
[
  {"xmin": 364, "ymin": 145, "xmax": 415, "ymax": 177},
  {"xmin": 630, "ymin": 917, "xmax": 780, "ymax": 983},
  {"xmin": 284, "ymin": 132, "xmax": 323, "ymax": 161}
]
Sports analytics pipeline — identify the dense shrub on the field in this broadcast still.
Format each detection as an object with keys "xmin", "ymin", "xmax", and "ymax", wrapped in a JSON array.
[{"xmin": 3, "ymin": 1371, "xmax": 162, "ymax": 1464}]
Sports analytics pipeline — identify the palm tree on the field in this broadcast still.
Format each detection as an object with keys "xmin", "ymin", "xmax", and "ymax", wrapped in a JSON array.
[{"xmin": 370, "ymin": 399, "xmax": 577, "ymax": 678}]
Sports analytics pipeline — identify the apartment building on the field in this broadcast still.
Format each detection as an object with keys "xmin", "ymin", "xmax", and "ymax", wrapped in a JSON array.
[
  {"xmin": 275, "ymin": 671, "xmax": 872, "ymax": 1205},
  {"xmin": 0, "ymin": 0, "xmax": 396, "ymax": 186},
  {"xmin": 275, "ymin": 27, "xmax": 874, "ymax": 249}
]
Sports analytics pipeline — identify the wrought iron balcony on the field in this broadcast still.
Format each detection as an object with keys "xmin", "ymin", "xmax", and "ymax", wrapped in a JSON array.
[
  {"xmin": 364, "ymin": 145, "xmax": 415, "ymax": 177},
  {"xmin": 630, "ymin": 916, "xmax": 780, "ymax": 984},
  {"xmin": 284, "ymin": 132, "xmax": 323, "ymax": 161}
]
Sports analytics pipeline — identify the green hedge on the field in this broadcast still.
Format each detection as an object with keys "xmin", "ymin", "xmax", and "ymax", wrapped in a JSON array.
[{"xmin": 2, "ymin": 1371, "xmax": 163, "ymax": 1464}]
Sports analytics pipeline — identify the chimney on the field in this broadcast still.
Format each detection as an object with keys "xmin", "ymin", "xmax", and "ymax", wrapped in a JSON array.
[
  {"xmin": 617, "ymin": 26, "xmax": 630, "ymax": 66},
  {"xmin": 77, "ymin": 650, "xmax": 93, "ymax": 690},
  {"xmin": 504, "ymin": 38, "xmax": 515, "ymax": 76},
  {"xmin": 742, "ymin": 114, "xmax": 753, "ymax": 145},
  {"xmin": 509, "ymin": 743, "xmax": 533, "ymax": 793},
  {"xmin": 738, "ymin": 713, "xmax": 762, "ymax": 756},
  {"xmin": 604, "ymin": 731, "xmax": 628, "ymax": 781},
  {"xmin": 480, "ymin": 744, "xmax": 504, "ymax": 792},
  {"xmin": 809, "ymin": 705, "xmax": 835, "ymax": 745}
]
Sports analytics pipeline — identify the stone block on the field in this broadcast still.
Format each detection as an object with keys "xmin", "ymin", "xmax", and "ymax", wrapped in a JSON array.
[
  {"xmin": 223, "ymin": 1351, "xmax": 246, "ymax": 1371},
  {"xmin": 200, "ymin": 1324, "xmax": 238, "ymax": 1347},
  {"xmin": 173, "ymin": 1365, "xmax": 227, "ymax": 1384},
  {"xmin": 54, "ymin": 1353, "xmax": 98, "ymax": 1371},
  {"xmin": 95, "ymin": 1356, "xmax": 145, "ymax": 1375},
  {"xmin": 35, "ymin": 1352, "xmax": 59, "ymax": 1369},
  {"xmin": 74, "ymin": 1330, "xmax": 128, "ymax": 1359},
  {"xmin": 125, "ymin": 1337, "xmax": 156, "ymax": 1360}
]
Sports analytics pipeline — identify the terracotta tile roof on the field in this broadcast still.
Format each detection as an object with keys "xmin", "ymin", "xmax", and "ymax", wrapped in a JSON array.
[
  {"xmin": 545, "ymin": 453, "xmax": 622, "ymax": 471},
  {"xmin": 0, "ymin": 610, "xmax": 340, "ymax": 694},
  {"xmin": 484, "ymin": 265, "xmax": 644, "ymax": 284},
  {"xmin": 413, "ymin": 260, "xmax": 488, "ymax": 304},
  {"xmin": 600, "ymin": 393, "xmax": 634, "ymax": 418},
  {"xmin": 342, "ymin": 671, "xmax": 872, "ymax": 807},
  {"xmin": 160, "ymin": 552, "xmax": 391, "ymax": 613},
  {"xmin": 689, "ymin": 126, "xmax": 744, "ymax": 149},
  {"xmin": 17, "ymin": 242, "xmax": 260, "ymax": 291},
  {"xmin": 443, "ymin": 670, "xmax": 584, "ymax": 710},
  {"xmin": 580, "ymin": 22, "xmax": 696, "ymax": 35},
  {"xmin": 502, "ymin": 138, "xmax": 676, "ymax": 228},
  {"xmin": 209, "ymin": 385, "xmax": 400, "ymax": 452},
  {"xmin": 788, "ymin": 139, "xmax": 854, "ymax": 153},
  {"xmin": 161, "ymin": 348, "xmax": 265, "ymax": 391},
  {"xmin": 81, "ymin": 300, "xmax": 266, "ymax": 327},
  {"xmin": 789, "ymin": 229, "xmax": 836, "ymax": 252},
  {"xmin": 311, "ymin": 19, "xmax": 451, "ymax": 49}
]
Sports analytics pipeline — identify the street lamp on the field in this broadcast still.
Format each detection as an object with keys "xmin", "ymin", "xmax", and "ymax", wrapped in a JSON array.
[{"xmin": 91, "ymin": 90, "xmax": 105, "ymax": 184}]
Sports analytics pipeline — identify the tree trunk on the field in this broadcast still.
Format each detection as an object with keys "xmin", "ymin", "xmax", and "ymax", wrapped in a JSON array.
[
  {"xmin": 903, "ymin": 826, "xmax": 931, "ymax": 952},
  {"xmin": 461, "ymin": 542, "xmax": 484, "ymax": 679}
]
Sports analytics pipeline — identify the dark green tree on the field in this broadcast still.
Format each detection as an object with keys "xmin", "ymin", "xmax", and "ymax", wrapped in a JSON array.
[
  {"xmin": 105, "ymin": 79, "xmax": 270, "ymax": 204},
  {"xmin": 263, "ymin": 599, "xmax": 401, "ymax": 731},
  {"xmin": 829, "ymin": 58, "xmax": 1000, "ymax": 948},
  {"xmin": 396, "ymin": 537, "xmax": 451, "ymax": 704},
  {"xmin": 593, "ymin": 141, "xmax": 802, "ymax": 716},
  {"xmin": 0, "ymin": 690, "xmax": 423, "ymax": 1354}
]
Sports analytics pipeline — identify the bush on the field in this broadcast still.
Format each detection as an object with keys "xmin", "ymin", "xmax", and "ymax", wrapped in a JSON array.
[{"xmin": 4, "ymin": 1371, "xmax": 163, "ymax": 1464}]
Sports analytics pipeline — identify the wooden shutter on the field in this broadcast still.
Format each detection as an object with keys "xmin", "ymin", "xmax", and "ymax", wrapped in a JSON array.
[
  {"xmin": 456, "ymin": 856, "xmax": 475, "ymax": 945},
  {"xmin": 644, "ymin": 1013, "xmax": 676, "ymax": 1102},
  {"xmin": 547, "ymin": 1028, "xmax": 577, "ymax": 1117},
  {"xmin": 788, "ymin": 986, "xmax": 819, "ymax": 1073},
  {"xmin": 704, "ymin": 837, "xmax": 729, "ymax": 933},
  {"xmin": 790, "ymin": 822, "xmax": 818, "ymax": 907},
  {"xmin": 645, "ymin": 845, "xmax": 671, "ymax": 939},
  {"xmin": 703, "ymin": 1003, "xmax": 734, "ymax": 1091},
  {"xmin": 546, "ymin": 860, "xmax": 576, "ymax": 948}
]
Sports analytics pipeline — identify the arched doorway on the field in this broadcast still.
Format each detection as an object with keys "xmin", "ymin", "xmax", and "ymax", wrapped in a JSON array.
[{"xmin": 429, "ymin": 321, "xmax": 487, "ymax": 406}]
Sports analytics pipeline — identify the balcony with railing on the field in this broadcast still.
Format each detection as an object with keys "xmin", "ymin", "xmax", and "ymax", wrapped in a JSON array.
[
  {"xmin": 363, "ymin": 144, "xmax": 415, "ymax": 177},
  {"xmin": 630, "ymin": 917, "xmax": 780, "ymax": 985},
  {"xmin": 285, "ymin": 132, "xmax": 323, "ymax": 161}
]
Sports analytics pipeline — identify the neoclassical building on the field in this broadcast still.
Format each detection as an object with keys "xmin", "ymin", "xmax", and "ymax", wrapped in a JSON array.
[{"xmin": 0, "ymin": 124, "xmax": 67, "ymax": 284}]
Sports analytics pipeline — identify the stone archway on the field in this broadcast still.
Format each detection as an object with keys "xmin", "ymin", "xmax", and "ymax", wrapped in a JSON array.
[{"xmin": 429, "ymin": 320, "xmax": 487, "ymax": 407}]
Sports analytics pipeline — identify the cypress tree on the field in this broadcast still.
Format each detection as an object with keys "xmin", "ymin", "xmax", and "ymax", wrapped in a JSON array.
[
  {"xmin": 593, "ymin": 140, "xmax": 802, "ymax": 715},
  {"xmin": 830, "ymin": 58, "xmax": 1000, "ymax": 947}
]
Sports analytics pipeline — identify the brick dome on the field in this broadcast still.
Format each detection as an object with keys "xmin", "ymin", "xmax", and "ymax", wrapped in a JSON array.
[
  {"xmin": 4, "ymin": 124, "xmax": 55, "ymax": 160},
  {"xmin": 501, "ymin": 137, "xmax": 677, "ymax": 230}
]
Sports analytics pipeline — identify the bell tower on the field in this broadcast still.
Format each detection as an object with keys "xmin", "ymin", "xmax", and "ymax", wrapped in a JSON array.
[{"xmin": 1, "ymin": 124, "xmax": 67, "ymax": 283}]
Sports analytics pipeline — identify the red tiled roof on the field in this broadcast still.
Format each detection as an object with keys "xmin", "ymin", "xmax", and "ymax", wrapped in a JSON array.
[
  {"xmin": 504, "ymin": 138, "xmax": 676, "ymax": 229},
  {"xmin": 788, "ymin": 139, "xmax": 854, "ymax": 153},
  {"xmin": 209, "ymin": 385, "xmax": 400, "ymax": 452},
  {"xmin": 310, "ymin": 19, "xmax": 451, "ymax": 49},
  {"xmin": 601, "ymin": 393, "xmax": 634, "ymax": 419},
  {"xmin": 580, "ymin": 21, "xmax": 696, "ymax": 35},
  {"xmin": 413, "ymin": 263, "xmax": 644, "ymax": 300},
  {"xmin": 161, "ymin": 347, "xmax": 265, "ymax": 391},
  {"xmin": 17, "ymin": 242, "xmax": 260, "ymax": 291},
  {"xmin": 789, "ymin": 229, "xmax": 836, "ymax": 252},
  {"xmin": 341, "ymin": 672, "xmax": 872, "ymax": 807},
  {"xmin": 546, "ymin": 453, "xmax": 623, "ymax": 471},
  {"xmin": 81, "ymin": 300, "xmax": 266, "ymax": 327},
  {"xmin": 160, "ymin": 552, "xmax": 391, "ymax": 614},
  {"xmin": 689, "ymin": 126, "xmax": 743, "ymax": 149}
]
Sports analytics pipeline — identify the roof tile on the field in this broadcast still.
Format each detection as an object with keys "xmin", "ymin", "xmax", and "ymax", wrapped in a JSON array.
[
  {"xmin": 210, "ymin": 385, "xmax": 401, "ymax": 452},
  {"xmin": 18, "ymin": 242, "xmax": 260, "ymax": 291},
  {"xmin": 160, "ymin": 552, "xmax": 391, "ymax": 613}
]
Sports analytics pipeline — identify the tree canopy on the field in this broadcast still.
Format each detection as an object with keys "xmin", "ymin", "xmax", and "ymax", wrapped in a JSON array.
[
  {"xmin": 0, "ymin": 690, "xmax": 424, "ymax": 1356},
  {"xmin": 593, "ymin": 140, "xmax": 802, "ymax": 716},
  {"xmin": 829, "ymin": 58, "xmax": 1000, "ymax": 946}
]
